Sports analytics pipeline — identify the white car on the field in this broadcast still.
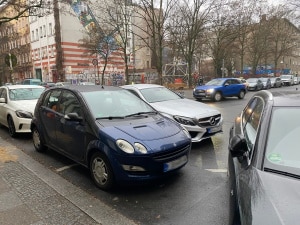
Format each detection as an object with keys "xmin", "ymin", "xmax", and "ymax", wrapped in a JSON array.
[
  {"xmin": 121, "ymin": 84, "xmax": 223, "ymax": 142},
  {"xmin": 0, "ymin": 85, "xmax": 45, "ymax": 137}
]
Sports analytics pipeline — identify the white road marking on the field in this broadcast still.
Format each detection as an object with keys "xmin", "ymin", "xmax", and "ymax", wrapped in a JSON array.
[
  {"xmin": 56, "ymin": 164, "xmax": 78, "ymax": 172},
  {"xmin": 205, "ymin": 169, "xmax": 227, "ymax": 173}
]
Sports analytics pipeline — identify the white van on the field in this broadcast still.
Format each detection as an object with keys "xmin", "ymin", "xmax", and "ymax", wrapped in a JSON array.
[{"xmin": 280, "ymin": 74, "xmax": 294, "ymax": 86}]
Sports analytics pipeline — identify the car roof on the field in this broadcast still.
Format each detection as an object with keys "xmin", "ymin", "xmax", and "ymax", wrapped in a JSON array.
[{"xmin": 255, "ymin": 90, "xmax": 300, "ymax": 107}]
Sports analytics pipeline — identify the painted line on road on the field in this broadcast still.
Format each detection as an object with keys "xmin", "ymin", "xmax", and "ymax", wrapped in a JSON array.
[
  {"xmin": 56, "ymin": 164, "xmax": 78, "ymax": 172},
  {"xmin": 205, "ymin": 169, "xmax": 227, "ymax": 173}
]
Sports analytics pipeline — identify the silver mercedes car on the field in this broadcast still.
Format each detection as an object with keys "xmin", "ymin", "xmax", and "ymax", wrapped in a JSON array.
[{"xmin": 121, "ymin": 84, "xmax": 223, "ymax": 142}]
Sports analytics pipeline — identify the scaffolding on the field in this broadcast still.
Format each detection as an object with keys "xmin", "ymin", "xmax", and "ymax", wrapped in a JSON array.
[{"xmin": 163, "ymin": 59, "xmax": 189, "ymax": 90}]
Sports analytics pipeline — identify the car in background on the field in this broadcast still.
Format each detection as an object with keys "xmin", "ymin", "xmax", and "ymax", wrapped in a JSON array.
[
  {"xmin": 193, "ymin": 78, "xmax": 247, "ymax": 102},
  {"xmin": 238, "ymin": 78, "xmax": 249, "ymax": 88},
  {"xmin": 22, "ymin": 78, "xmax": 42, "ymax": 85},
  {"xmin": 280, "ymin": 74, "xmax": 294, "ymax": 86},
  {"xmin": 260, "ymin": 77, "xmax": 271, "ymax": 89},
  {"xmin": 293, "ymin": 76, "xmax": 299, "ymax": 85},
  {"xmin": 122, "ymin": 84, "xmax": 223, "ymax": 143},
  {"xmin": 78, "ymin": 81, "xmax": 95, "ymax": 85},
  {"xmin": 31, "ymin": 85, "xmax": 191, "ymax": 190},
  {"xmin": 246, "ymin": 78, "xmax": 263, "ymax": 91},
  {"xmin": 40, "ymin": 82, "xmax": 55, "ymax": 88},
  {"xmin": 228, "ymin": 90, "xmax": 300, "ymax": 225},
  {"xmin": 0, "ymin": 85, "xmax": 45, "ymax": 137},
  {"xmin": 270, "ymin": 77, "xmax": 282, "ymax": 88},
  {"xmin": 55, "ymin": 81, "xmax": 72, "ymax": 87}
]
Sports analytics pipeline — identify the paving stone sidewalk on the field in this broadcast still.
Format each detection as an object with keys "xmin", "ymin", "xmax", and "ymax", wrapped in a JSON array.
[{"xmin": 0, "ymin": 137, "xmax": 137, "ymax": 225}]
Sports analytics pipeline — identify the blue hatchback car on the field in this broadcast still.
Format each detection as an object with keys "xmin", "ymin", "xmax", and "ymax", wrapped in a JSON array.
[
  {"xmin": 193, "ymin": 78, "xmax": 247, "ymax": 101},
  {"xmin": 31, "ymin": 85, "xmax": 191, "ymax": 190}
]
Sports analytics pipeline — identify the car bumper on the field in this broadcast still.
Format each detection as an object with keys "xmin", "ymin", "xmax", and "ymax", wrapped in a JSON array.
[
  {"xmin": 184, "ymin": 123, "xmax": 223, "ymax": 142},
  {"xmin": 12, "ymin": 117, "xmax": 32, "ymax": 133},
  {"xmin": 109, "ymin": 143, "xmax": 191, "ymax": 184}
]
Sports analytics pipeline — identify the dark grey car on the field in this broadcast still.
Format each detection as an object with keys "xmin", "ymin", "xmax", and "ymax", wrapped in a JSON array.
[{"xmin": 228, "ymin": 90, "xmax": 300, "ymax": 225}]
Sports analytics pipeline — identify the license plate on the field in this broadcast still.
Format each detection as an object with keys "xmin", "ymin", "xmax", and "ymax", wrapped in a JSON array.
[
  {"xmin": 207, "ymin": 125, "xmax": 222, "ymax": 134},
  {"xmin": 164, "ymin": 155, "xmax": 188, "ymax": 172}
]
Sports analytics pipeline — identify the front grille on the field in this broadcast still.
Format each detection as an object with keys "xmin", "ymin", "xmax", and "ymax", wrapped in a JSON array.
[
  {"xmin": 152, "ymin": 144, "xmax": 190, "ymax": 162},
  {"xmin": 195, "ymin": 89, "xmax": 205, "ymax": 94},
  {"xmin": 198, "ymin": 114, "xmax": 221, "ymax": 127}
]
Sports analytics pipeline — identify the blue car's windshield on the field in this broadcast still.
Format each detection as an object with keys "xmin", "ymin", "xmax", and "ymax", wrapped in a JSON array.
[
  {"xmin": 82, "ymin": 89, "xmax": 155, "ymax": 118},
  {"xmin": 205, "ymin": 79, "xmax": 224, "ymax": 86},
  {"xmin": 264, "ymin": 107, "xmax": 300, "ymax": 176}
]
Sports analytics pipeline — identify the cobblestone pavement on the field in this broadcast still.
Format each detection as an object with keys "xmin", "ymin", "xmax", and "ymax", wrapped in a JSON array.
[{"xmin": 0, "ymin": 137, "xmax": 137, "ymax": 225}]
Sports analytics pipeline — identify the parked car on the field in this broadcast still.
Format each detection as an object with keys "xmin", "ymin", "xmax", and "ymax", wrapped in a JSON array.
[
  {"xmin": 237, "ymin": 78, "xmax": 249, "ymax": 88},
  {"xmin": 121, "ymin": 84, "xmax": 223, "ymax": 143},
  {"xmin": 22, "ymin": 78, "xmax": 42, "ymax": 85},
  {"xmin": 280, "ymin": 74, "xmax": 294, "ymax": 86},
  {"xmin": 260, "ymin": 77, "xmax": 271, "ymax": 89},
  {"xmin": 40, "ymin": 82, "xmax": 55, "ymax": 88},
  {"xmin": 31, "ymin": 85, "xmax": 191, "ymax": 190},
  {"xmin": 55, "ymin": 81, "xmax": 72, "ymax": 87},
  {"xmin": 228, "ymin": 90, "xmax": 300, "ymax": 225},
  {"xmin": 270, "ymin": 77, "xmax": 282, "ymax": 88},
  {"xmin": 246, "ymin": 78, "xmax": 264, "ymax": 91},
  {"xmin": 0, "ymin": 85, "xmax": 45, "ymax": 137},
  {"xmin": 193, "ymin": 78, "xmax": 247, "ymax": 102},
  {"xmin": 293, "ymin": 76, "xmax": 299, "ymax": 85}
]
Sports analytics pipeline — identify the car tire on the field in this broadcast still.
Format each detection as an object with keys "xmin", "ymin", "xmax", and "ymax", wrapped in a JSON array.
[
  {"xmin": 213, "ymin": 92, "xmax": 222, "ymax": 102},
  {"xmin": 7, "ymin": 116, "xmax": 16, "ymax": 137},
  {"xmin": 32, "ymin": 127, "xmax": 47, "ymax": 152},
  {"xmin": 238, "ymin": 91, "xmax": 245, "ymax": 99},
  {"xmin": 90, "ymin": 152, "xmax": 114, "ymax": 190}
]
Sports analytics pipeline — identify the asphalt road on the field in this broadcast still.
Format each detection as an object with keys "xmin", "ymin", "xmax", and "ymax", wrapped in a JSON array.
[{"xmin": 1, "ymin": 85, "xmax": 297, "ymax": 225}]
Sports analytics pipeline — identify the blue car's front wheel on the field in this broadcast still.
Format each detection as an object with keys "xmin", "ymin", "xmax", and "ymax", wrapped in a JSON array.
[
  {"xmin": 90, "ymin": 152, "xmax": 114, "ymax": 190},
  {"xmin": 213, "ymin": 92, "xmax": 222, "ymax": 102}
]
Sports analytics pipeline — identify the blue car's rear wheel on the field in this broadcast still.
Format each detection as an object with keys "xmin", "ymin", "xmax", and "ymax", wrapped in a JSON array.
[{"xmin": 90, "ymin": 152, "xmax": 114, "ymax": 190}]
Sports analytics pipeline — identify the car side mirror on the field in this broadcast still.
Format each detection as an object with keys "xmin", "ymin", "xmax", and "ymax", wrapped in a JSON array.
[
  {"xmin": 0, "ymin": 97, "xmax": 7, "ymax": 103},
  {"xmin": 64, "ymin": 112, "xmax": 82, "ymax": 121},
  {"xmin": 229, "ymin": 134, "xmax": 248, "ymax": 157}
]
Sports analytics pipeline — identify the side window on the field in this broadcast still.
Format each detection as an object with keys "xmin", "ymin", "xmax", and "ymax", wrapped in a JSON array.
[
  {"xmin": 60, "ymin": 91, "xmax": 82, "ymax": 116},
  {"xmin": 0, "ymin": 88, "xmax": 6, "ymax": 99},
  {"xmin": 242, "ymin": 97, "xmax": 264, "ymax": 158},
  {"xmin": 43, "ymin": 90, "xmax": 62, "ymax": 112}
]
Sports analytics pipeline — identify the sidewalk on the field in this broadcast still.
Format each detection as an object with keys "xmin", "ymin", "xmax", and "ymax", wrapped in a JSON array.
[{"xmin": 0, "ymin": 136, "xmax": 137, "ymax": 225}]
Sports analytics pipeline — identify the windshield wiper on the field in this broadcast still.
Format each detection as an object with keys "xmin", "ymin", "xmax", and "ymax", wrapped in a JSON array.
[
  {"xmin": 125, "ymin": 111, "xmax": 157, "ymax": 118},
  {"xmin": 264, "ymin": 167, "xmax": 300, "ymax": 179},
  {"xmin": 96, "ymin": 116, "xmax": 125, "ymax": 120}
]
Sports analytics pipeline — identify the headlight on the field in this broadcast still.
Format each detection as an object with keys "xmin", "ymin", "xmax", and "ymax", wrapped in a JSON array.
[
  {"xmin": 134, "ymin": 143, "xmax": 147, "ymax": 154},
  {"xmin": 206, "ymin": 89, "xmax": 215, "ymax": 94},
  {"xmin": 116, "ymin": 140, "xmax": 134, "ymax": 154},
  {"xmin": 116, "ymin": 140, "xmax": 148, "ymax": 154},
  {"xmin": 15, "ymin": 110, "xmax": 33, "ymax": 118},
  {"xmin": 174, "ymin": 116, "xmax": 196, "ymax": 126}
]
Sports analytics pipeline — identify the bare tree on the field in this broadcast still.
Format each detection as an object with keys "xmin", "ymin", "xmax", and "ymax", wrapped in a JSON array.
[
  {"xmin": 204, "ymin": 0, "xmax": 238, "ymax": 77},
  {"xmin": 167, "ymin": 0, "xmax": 216, "ymax": 88},
  {"xmin": 133, "ymin": 0, "xmax": 178, "ymax": 85},
  {"xmin": 0, "ymin": 0, "xmax": 44, "ymax": 26},
  {"xmin": 79, "ymin": 25, "xmax": 118, "ymax": 85}
]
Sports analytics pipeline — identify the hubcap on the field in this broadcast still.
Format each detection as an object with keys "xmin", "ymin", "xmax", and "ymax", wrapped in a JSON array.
[
  {"xmin": 92, "ymin": 158, "xmax": 108, "ymax": 185},
  {"xmin": 33, "ymin": 130, "xmax": 40, "ymax": 149}
]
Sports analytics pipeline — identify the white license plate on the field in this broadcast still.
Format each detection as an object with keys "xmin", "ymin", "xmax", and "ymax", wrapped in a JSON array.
[
  {"xmin": 164, "ymin": 155, "xmax": 188, "ymax": 172},
  {"xmin": 207, "ymin": 125, "xmax": 222, "ymax": 134}
]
